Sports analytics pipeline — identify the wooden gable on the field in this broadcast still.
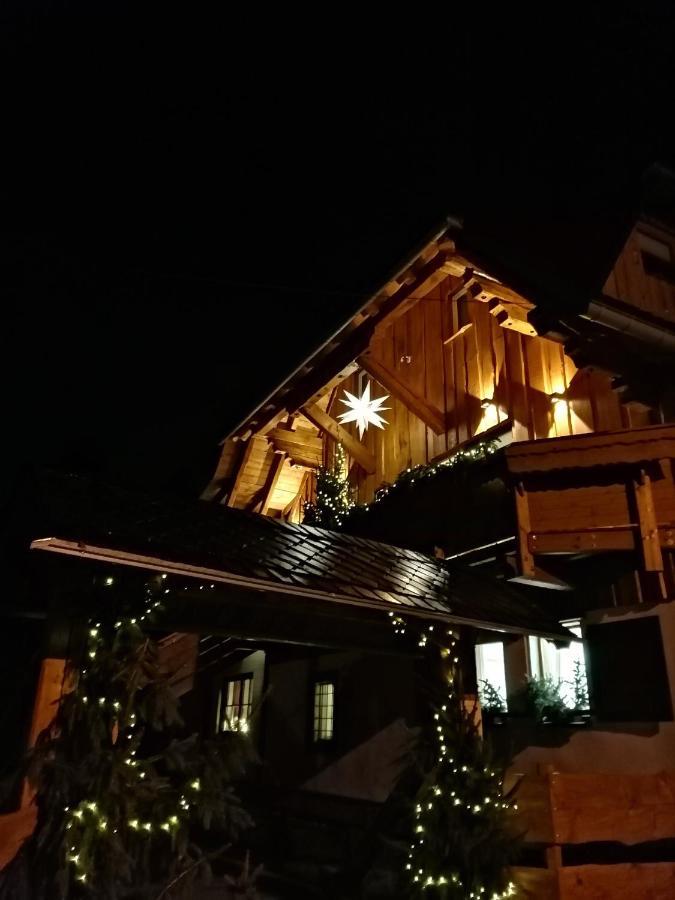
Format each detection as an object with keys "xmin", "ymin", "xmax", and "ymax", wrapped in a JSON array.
[
  {"xmin": 603, "ymin": 220, "xmax": 675, "ymax": 326},
  {"xmin": 207, "ymin": 222, "xmax": 671, "ymax": 522}
]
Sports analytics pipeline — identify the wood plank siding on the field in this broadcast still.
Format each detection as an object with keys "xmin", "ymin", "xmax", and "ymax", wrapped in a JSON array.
[
  {"xmin": 513, "ymin": 770, "xmax": 675, "ymax": 899},
  {"xmin": 336, "ymin": 286, "xmax": 639, "ymax": 505},
  {"xmin": 604, "ymin": 223, "xmax": 675, "ymax": 326},
  {"xmin": 208, "ymin": 218, "xmax": 673, "ymax": 520}
]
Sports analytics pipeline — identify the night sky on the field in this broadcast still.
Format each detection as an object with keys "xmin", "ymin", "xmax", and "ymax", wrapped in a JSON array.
[{"xmin": 2, "ymin": 7, "xmax": 674, "ymax": 503}]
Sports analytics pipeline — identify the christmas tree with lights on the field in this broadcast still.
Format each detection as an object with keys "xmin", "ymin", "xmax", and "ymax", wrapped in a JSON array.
[
  {"xmin": 0, "ymin": 575, "xmax": 254, "ymax": 900},
  {"xmin": 303, "ymin": 441, "xmax": 355, "ymax": 529},
  {"xmin": 405, "ymin": 628, "xmax": 520, "ymax": 899}
]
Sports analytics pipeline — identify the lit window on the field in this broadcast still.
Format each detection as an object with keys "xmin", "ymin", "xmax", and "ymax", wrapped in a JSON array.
[
  {"xmin": 528, "ymin": 620, "xmax": 588, "ymax": 709},
  {"xmin": 313, "ymin": 680, "xmax": 335, "ymax": 742},
  {"xmin": 637, "ymin": 231, "xmax": 671, "ymax": 262},
  {"xmin": 217, "ymin": 675, "xmax": 252, "ymax": 733},
  {"xmin": 475, "ymin": 641, "xmax": 508, "ymax": 711}
]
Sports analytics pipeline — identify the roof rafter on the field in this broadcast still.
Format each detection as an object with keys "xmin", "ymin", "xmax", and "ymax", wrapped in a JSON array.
[
  {"xmin": 358, "ymin": 354, "xmax": 446, "ymax": 435},
  {"xmin": 301, "ymin": 403, "xmax": 376, "ymax": 474}
]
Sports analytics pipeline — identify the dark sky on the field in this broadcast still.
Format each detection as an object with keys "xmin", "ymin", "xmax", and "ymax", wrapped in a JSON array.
[{"xmin": 2, "ymin": 6, "xmax": 674, "ymax": 501}]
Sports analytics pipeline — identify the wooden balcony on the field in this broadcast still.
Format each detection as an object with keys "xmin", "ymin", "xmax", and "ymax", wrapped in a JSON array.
[
  {"xmin": 506, "ymin": 424, "xmax": 675, "ymax": 593},
  {"xmin": 513, "ymin": 768, "xmax": 675, "ymax": 898}
]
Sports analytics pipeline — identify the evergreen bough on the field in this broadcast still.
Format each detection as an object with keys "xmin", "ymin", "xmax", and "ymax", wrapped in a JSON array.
[
  {"xmin": 406, "ymin": 632, "xmax": 520, "ymax": 898},
  {"xmin": 0, "ymin": 576, "xmax": 254, "ymax": 900}
]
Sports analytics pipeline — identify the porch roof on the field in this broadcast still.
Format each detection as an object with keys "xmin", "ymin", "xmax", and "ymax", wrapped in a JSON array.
[{"xmin": 26, "ymin": 472, "xmax": 573, "ymax": 641}]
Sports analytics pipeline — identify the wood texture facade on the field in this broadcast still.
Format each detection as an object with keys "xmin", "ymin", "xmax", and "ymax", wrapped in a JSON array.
[
  {"xmin": 513, "ymin": 769, "xmax": 675, "ymax": 899},
  {"xmin": 207, "ymin": 215, "xmax": 674, "ymax": 569},
  {"xmin": 603, "ymin": 222, "xmax": 675, "ymax": 325}
]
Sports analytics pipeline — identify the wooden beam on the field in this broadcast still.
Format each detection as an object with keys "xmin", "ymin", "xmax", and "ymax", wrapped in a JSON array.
[
  {"xmin": 283, "ymin": 470, "xmax": 310, "ymax": 521},
  {"xmin": 632, "ymin": 469, "xmax": 664, "ymax": 572},
  {"xmin": 443, "ymin": 323, "xmax": 473, "ymax": 346},
  {"xmin": 301, "ymin": 403, "xmax": 376, "ymax": 474},
  {"xmin": 300, "ymin": 363, "xmax": 360, "ymax": 411},
  {"xmin": 506, "ymin": 424, "xmax": 675, "ymax": 475},
  {"xmin": 410, "ymin": 248, "xmax": 462, "ymax": 296},
  {"xmin": 450, "ymin": 269, "xmax": 533, "ymax": 311},
  {"xmin": 358, "ymin": 354, "xmax": 446, "ymax": 435},
  {"xmin": 488, "ymin": 298, "xmax": 538, "ymax": 337},
  {"xmin": 226, "ymin": 438, "xmax": 257, "ymax": 507},
  {"xmin": 509, "ymin": 566, "xmax": 572, "ymax": 590},
  {"xmin": 260, "ymin": 452, "xmax": 287, "ymax": 515},
  {"xmin": 529, "ymin": 527, "xmax": 636, "ymax": 555},
  {"xmin": 515, "ymin": 481, "xmax": 535, "ymax": 578},
  {"xmin": 529, "ymin": 525, "xmax": 674, "ymax": 556},
  {"xmin": 268, "ymin": 427, "xmax": 322, "ymax": 468},
  {"xmin": 373, "ymin": 250, "xmax": 462, "ymax": 336}
]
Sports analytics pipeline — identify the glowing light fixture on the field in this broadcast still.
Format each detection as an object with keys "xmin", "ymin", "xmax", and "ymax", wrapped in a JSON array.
[{"xmin": 337, "ymin": 381, "xmax": 390, "ymax": 438}]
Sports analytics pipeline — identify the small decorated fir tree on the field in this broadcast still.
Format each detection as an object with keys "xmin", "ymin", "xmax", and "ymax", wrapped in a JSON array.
[
  {"xmin": 406, "ymin": 632, "xmax": 520, "ymax": 898},
  {"xmin": 0, "ymin": 575, "xmax": 254, "ymax": 900},
  {"xmin": 303, "ymin": 442, "xmax": 354, "ymax": 529}
]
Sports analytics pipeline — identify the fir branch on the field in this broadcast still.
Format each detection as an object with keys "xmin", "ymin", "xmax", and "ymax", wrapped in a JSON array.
[{"xmin": 152, "ymin": 842, "xmax": 231, "ymax": 900}]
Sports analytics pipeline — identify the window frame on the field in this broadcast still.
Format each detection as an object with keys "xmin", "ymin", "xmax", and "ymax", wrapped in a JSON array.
[
  {"xmin": 527, "ymin": 620, "xmax": 589, "ymax": 712},
  {"xmin": 475, "ymin": 640, "xmax": 508, "ymax": 712},
  {"xmin": 216, "ymin": 673, "xmax": 254, "ymax": 734},
  {"xmin": 311, "ymin": 677, "xmax": 336, "ymax": 746}
]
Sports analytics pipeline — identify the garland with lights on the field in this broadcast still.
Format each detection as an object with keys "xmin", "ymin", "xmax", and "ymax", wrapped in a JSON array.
[
  {"xmin": 387, "ymin": 614, "xmax": 520, "ymax": 899},
  {"xmin": 304, "ymin": 440, "xmax": 499, "ymax": 529},
  {"xmin": 0, "ymin": 575, "xmax": 254, "ymax": 900}
]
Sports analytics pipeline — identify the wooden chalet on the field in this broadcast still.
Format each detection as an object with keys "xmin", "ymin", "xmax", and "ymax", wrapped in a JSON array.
[
  {"xmin": 197, "ymin": 199, "xmax": 675, "ymax": 894},
  {"xmin": 1, "ymin": 471, "xmax": 569, "ymax": 891},
  {"xmin": 2, "ymin": 180, "xmax": 675, "ymax": 896}
]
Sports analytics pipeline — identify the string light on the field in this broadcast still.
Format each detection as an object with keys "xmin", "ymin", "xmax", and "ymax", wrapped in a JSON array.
[
  {"xmin": 308, "ymin": 439, "xmax": 497, "ymax": 528},
  {"xmin": 394, "ymin": 610, "xmax": 518, "ymax": 898},
  {"xmin": 64, "ymin": 575, "xmax": 223, "ymax": 890}
]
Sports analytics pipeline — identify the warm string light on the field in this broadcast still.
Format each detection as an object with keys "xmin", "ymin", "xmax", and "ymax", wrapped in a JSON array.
[
  {"xmin": 304, "ymin": 442, "xmax": 356, "ymax": 527},
  {"xmin": 65, "ymin": 574, "xmax": 235, "ymax": 887},
  {"xmin": 306, "ymin": 440, "xmax": 497, "ymax": 528},
  {"xmin": 372, "ymin": 441, "xmax": 497, "ymax": 507},
  {"xmin": 389, "ymin": 612, "xmax": 518, "ymax": 897}
]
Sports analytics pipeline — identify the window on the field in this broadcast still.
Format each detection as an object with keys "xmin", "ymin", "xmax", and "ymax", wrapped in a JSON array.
[
  {"xmin": 586, "ymin": 617, "xmax": 673, "ymax": 721},
  {"xmin": 528, "ymin": 620, "xmax": 588, "ymax": 709},
  {"xmin": 475, "ymin": 641, "xmax": 508, "ymax": 710},
  {"xmin": 313, "ymin": 680, "xmax": 335, "ymax": 742},
  {"xmin": 637, "ymin": 232, "xmax": 675, "ymax": 287},
  {"xmin": 637, "ymin": 231, "xmax": 671, "ymax": 262},
  {"xmin": 216, "ymin": 675, "xmax": 252, "ymax": 733}
]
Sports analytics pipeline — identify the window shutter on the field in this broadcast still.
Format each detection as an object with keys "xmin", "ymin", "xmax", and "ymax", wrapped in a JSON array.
[{"xmin": 586, "ymin": 617, "xmax": 673, "ymax": 722}]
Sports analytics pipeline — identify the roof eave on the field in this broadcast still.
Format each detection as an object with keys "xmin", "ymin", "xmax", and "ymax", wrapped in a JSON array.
[
  {"xmin": 30, "ymin": 536, "xmax": 573, "ymax": 643},
  {"xmin": 223, "ymin": 218, "xmax": 457, "ymax": 442}
]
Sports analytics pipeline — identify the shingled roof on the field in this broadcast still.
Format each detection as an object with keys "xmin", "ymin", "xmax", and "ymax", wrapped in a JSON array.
[{"xmin": 24, "ymin": 471, "xmax": 572, "ymax": 641}]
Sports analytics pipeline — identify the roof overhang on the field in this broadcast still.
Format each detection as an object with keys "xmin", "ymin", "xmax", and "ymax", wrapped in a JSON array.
[
  {"xmin": 222, "ymin": 216, "xmax": 592, "ymax": 444},
  {"xmin": 30, "ymin": 536, "xmax": 575, "ymax": 643}
]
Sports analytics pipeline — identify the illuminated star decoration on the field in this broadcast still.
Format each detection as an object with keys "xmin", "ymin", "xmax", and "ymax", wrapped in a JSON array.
[{"xmin": 337, "ymin": 381, "xmax": 390, "ymax": 438}]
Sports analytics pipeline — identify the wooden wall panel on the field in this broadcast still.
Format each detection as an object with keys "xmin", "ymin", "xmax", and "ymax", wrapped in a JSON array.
[
  {"xmin": 353, "ymin": 288, "xmax": 654, "ymax": 502},
  {"xmin": 604, "ymin": 224, "xmax": 675, "ymax": 325},
  {"xmin": 423, "ymin": 296, "xmax": 447, "ymax": 459},
  {"xmin": 465, "ymin": 304, "xmax": 484, "ymax": 438},
  {"xmin": 586, "ymin": 370, "xmax": 624, "ymax": 433},
  {"xmin": 284, "ymin": 273, "xmax": 660, "ymax": 509},
  {"xmin": 452, "ymin": 337, "xmax": 469, "ymax": 446},
  {"xmin": 525, "ymin": 336, "xmax": 554, "ymax": 440},
  {"xmin": 550, "ymin": 772, "xmax": 675, "ymax": 846},
  {"xmin": 504, "ymin": 330, "xmax": 532, "ymax": 442},
  {"xmin": 559, "ymin": 862, "xmax": 675, "ymax": 899},
  {"xmin": 529, "ymin": 484, "xmax": 632, "ymax": 532}
]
